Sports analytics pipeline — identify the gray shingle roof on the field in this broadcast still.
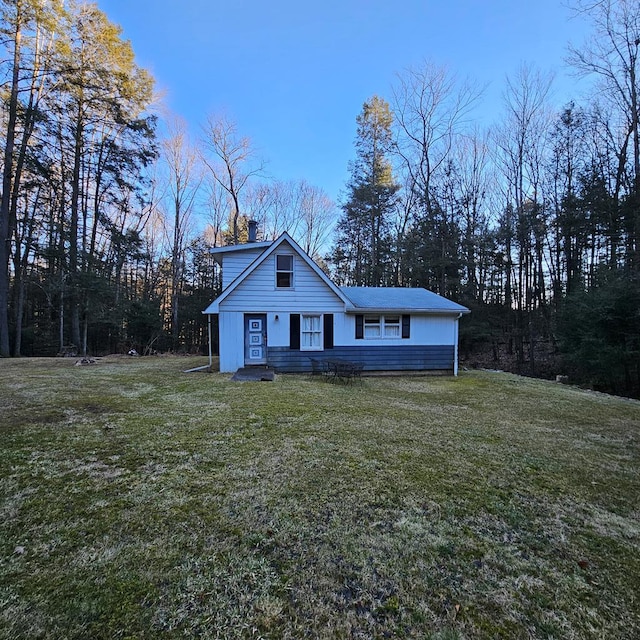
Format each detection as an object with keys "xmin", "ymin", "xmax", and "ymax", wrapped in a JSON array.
[
  {"xmin": 340, "ymin": 287, "xmax": 469, "ymax": 314},
  {"xmin": 209, "ymin": 241, "xmax": 272, "ymax": 255}
]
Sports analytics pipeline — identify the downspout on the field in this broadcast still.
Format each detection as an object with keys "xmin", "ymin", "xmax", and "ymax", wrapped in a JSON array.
[
  {"xmin": 454, "ymin": 313, "xmax": 462, "ymax": 376},
  {"xmin": 207, "ymin": 314, "xmax": 212, "ymax": 370}
]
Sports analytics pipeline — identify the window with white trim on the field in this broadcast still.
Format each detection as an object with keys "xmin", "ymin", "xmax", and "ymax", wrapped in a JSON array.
[
  {"xmin": 364, "ymin": 315, "xmax": 401, "ymax": 339},
  {"xmin": 364, "ymin": 315, "xmax": 381, "ymax": 338},
  {"xmin": 383, "ymin": 315, "xmax": 401, "ymax": 337},
  {"xmin": 301, "ymin": 314, "xmax": 322, "ymax": 350},
  {"xmin": 276, "ymin": 254, "xmax": 294, "ymax": 288}
]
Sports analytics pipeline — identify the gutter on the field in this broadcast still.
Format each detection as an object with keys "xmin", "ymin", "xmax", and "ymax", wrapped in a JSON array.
[
  {"xmin": 454, "ymin": 312, "xmax": 464, "ymax": 376},
  {"xmin": 208, "ymin": 314, "xmax": 213, "ymax": 369},
  {"xmin": 343, "ymin": 308, "xmax": 470, "ymax": 315}
]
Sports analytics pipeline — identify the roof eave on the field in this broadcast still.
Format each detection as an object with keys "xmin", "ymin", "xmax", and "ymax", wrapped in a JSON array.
[
  {"xmin": 202, "ymin": 302, "xmax": 219, "ymax": 314},
  {"xmin": 208, "ymin": 241, "xmax": 272, "ymax": 255},
  {"xmin": 345, "ymin": 307, "xmax": 470, "ymax": 315}
]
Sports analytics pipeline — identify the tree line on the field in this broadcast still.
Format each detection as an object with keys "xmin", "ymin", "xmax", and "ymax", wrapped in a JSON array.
[
  {"xmin": 331, "ymin": 1, "xmax": 640, "ymax": 398},
  {"xmin": 2, "ymin": 0, "xmax": 639, "ymax": 397},
  {"xmin": 0, "ymin": 0, "xmax": 336, "ymax": 360}
]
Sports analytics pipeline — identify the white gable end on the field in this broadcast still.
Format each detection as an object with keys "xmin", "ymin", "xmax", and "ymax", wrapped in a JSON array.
[
  {"xmin": 219, "ymin": 242, "xmax": 345, "ymax": 313},
  {"xmin": 220, "ymin": 247, "xmax": 266, "ymax": 289}
]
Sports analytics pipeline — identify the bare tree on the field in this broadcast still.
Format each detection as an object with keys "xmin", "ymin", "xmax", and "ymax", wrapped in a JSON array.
[
  {"xmin": 492, "ymin": 64, "xmax": 554, "ymax": 369},
  {"xmin": 391, "ymin": 61, "xmax": 482, "ymax": 295},
  {"xmin": 159, "ymin": 118, "xmax": 202, "ymax": 346},
  {"xmin": 245, "ymin": 182, "xmax": 279, "ymax": 240},
  {"xmin": 200, "ymin": 114, "xmax": 264, "ymax": 244},
  {"xmin": 294, "ymin": 181, "xmax": 337, "ymax": 258},
  {"xmin": 452, "ymin": 130, "xmax": 495, "ymax": 302},
  {"xmin": 568, "ymin": 0, "xmax": 640, "ymax": 270},
  {"xmin": 202, "ymin": 176, "xmax": 231, "ymax": 249},
  {"xmin": 250, "ymin": 179, "xmax": 337, "ymax": 257},
  {"xmin": 392, "ymin": 60, "xmax": 482, "ymax": 217}
]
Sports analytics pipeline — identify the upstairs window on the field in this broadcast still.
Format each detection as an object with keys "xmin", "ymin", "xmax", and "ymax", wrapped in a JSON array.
[{"xmin": 276, "ymin": 254, "xmax": 294, "ymax": 288}]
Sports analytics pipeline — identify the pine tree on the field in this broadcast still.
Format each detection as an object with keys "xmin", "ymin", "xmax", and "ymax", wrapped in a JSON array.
[{"xmin": 332, "ymin": 96, "xmax": 399, "ymax": 286}]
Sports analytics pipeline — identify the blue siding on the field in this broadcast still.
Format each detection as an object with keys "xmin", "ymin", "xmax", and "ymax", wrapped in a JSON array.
[{"xmin": 267, "ymin": 345, "xmax": 455, "ymax": 373}]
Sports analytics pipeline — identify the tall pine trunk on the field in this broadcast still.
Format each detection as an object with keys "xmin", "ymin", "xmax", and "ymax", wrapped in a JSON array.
[
  {"xmin": 0, "ymin": 13, "xmax": 21, "ymax": 357},
  {"xmin": 69, "ymin": 111, "xmax": 83, "ymax": 350}
]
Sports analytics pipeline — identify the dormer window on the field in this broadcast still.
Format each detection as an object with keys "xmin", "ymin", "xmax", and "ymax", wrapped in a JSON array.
[{"xmin": 276, "ymin": 254, "xmax": 294, "ymax": 288}]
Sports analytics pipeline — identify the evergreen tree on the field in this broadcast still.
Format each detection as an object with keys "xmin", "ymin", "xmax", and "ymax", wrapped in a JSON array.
[
  {"xmin": 332, "ymin": 96, "xmax": 399, "ymax": 286},
  {"xmin": 0, "ymin": 0, "xmax": 64, "ymax": 356},
  {"xmin": 558, "ymin": 270, "xmax": 640, "ymax": 397}
]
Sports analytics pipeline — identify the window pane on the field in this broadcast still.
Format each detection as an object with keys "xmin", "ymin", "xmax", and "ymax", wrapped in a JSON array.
[
  {"xmin": 276, "ymin": 254, "xmax": 293, "ymax": 288},
  {"xmin": 383, "ymin": 315, "xmax": 400, "ymax": 337},
  {"xmin": 364, "ymin": 315, "xmax": 381, "ymax": 338},
  {"xmin": 302, "ymin": 315, "xmax": 320, "ymax": 331},
  {"xmin": 277, "ymin": 255, "xmax": 293, "ymax": 270}
]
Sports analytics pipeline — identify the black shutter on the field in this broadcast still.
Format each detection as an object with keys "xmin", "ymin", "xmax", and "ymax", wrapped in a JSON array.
[
  {"xmin": 289, "ymin": 314, "xmax": 300, "ymax": 350},
  {"xmin": 323, "ymin": 314, "xmax": 334, "ymax": 349},
  {"xmin": 402, "ymin": 315, "xmax": 410, "ymax": 339},
  {"xmin": 355, "ymin": 314, "xmax": 364, "ymax": 339}
]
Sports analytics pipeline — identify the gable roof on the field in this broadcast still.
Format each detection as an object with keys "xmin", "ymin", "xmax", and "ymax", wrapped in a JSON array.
[
  {"xmin": 208, "ymin": 241, "xmax": 272, "ymax": 264},
  {"xmin": 341, "ymin": 286, "xmax": 470, "ymax": 315},
  {"xmin": 202, "ymin": 233, "xmax": 350, "ymax": 314}
]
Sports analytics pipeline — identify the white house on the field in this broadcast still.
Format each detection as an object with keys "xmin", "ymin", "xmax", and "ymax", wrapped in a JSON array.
[{"xmin": 202, "ymin": 232, "xmax": 470, "ymax": 374}]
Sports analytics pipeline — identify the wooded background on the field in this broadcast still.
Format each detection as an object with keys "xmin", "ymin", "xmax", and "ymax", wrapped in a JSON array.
[{"xmin": 1, "ymin": 1, "xmax": 639, "ymax": 398}]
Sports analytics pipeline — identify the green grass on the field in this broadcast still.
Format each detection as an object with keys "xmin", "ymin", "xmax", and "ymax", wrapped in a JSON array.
[{"xmin": 1, "ymin": 356, "xmax": 639, "ymax": 639}]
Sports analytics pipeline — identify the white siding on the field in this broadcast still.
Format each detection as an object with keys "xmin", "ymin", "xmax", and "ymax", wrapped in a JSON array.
[
  {"xmin": 218, "ymin": 311, "xmax": 304, "ymax": 370},
  {"xmin": 218, "ymin": 312, "xmax": 245, "ymax": 372},
  {"xmin": 412, "ymin": 315, "xmax": 457, "ymax": 345},
  {"xmin": 220, "ymin": 245, "xmax": 345, "ymax": 313},
  {"xmin": 333, "ymin": 312, "xmax": 352, "ymax": 346},
  {"xmin": 224, "ymin": 312, "xmax": 456, "ymax": 353},
  {"xmin": 221, "ymin": 249, "xmax": 265, "ymax": 289},
  {"xmin": 266, "ymin": 312, "xmax": 290, "ymax": 348},
  {"xmin": 219, "ymin": 310, "xmax": 459, "ymax": 372}
]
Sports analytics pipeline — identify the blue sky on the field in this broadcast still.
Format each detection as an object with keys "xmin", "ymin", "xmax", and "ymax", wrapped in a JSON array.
[{"xmin": 98, "ymin": 0, "xmax": 591, "ymax": 204}]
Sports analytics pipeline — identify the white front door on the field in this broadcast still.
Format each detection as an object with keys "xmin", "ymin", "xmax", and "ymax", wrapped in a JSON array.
[{"xmin": 244, "ymin": 314, "xmax": 267, "ymax": 365}]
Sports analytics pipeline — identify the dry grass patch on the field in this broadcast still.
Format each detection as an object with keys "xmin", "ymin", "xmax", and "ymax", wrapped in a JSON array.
[{"xmin": 0, "ymin": 357, "xmax": 639, "ymax": 639}]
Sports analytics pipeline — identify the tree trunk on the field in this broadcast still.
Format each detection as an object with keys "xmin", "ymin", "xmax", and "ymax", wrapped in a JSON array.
[
  {"xmin": 0, "ymin": 14, "xmax": 22, "ymax": 357},
  {"xmin": 69, "ymin": 112, "xmax": 83, "ymax": 349}
]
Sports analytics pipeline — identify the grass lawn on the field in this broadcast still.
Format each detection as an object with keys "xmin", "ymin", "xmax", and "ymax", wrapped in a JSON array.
[{"xmin": 1, "ymin": 356, "xmax": 639, "ymax": 639}]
